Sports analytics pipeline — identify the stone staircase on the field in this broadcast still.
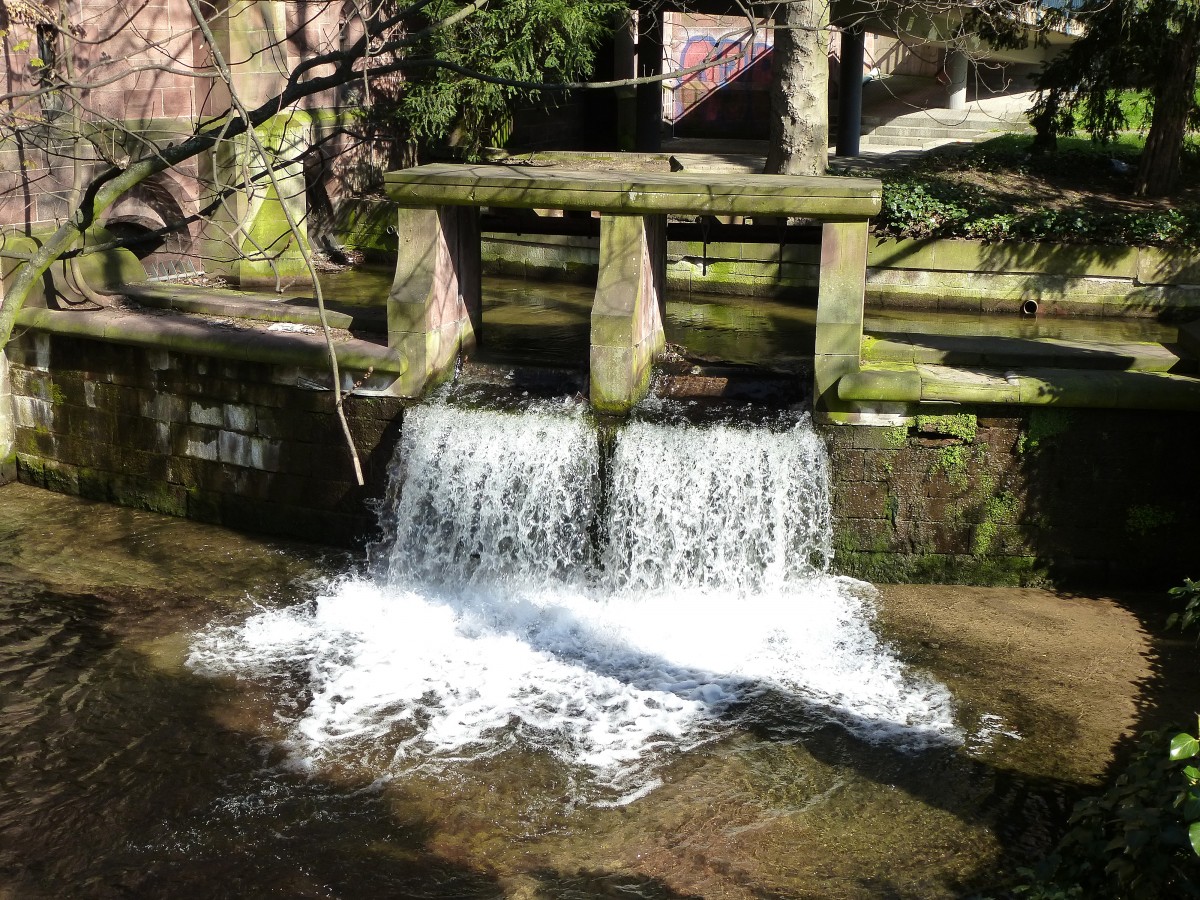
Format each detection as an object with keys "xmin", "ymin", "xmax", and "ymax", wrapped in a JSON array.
[{"xmin": 854, "ymin": 108, "xmax": 1033, "ymax": 151}]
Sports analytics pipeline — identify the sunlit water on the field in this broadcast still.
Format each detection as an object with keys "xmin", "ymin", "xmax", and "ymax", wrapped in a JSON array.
[
  {"xmin": 0, "ymin": 401, "xmax": 1167, "ymax": 897},
  {"xmin": 190, "ymin": 404, "xmax": 958, "ymax": 806}
]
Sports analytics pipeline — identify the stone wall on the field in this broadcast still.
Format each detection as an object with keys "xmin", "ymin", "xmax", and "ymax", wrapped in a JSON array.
[
  {"xmin": 827, "ymin": 408, "xmax": 1200, "ymax": 587},
  {"xmin": 4, "ymin": 331, "xmax": 401, "ymax": 545},
  {"xmin": 8, "ymin": 326, "xmax": 1200, "ymax": 586}
]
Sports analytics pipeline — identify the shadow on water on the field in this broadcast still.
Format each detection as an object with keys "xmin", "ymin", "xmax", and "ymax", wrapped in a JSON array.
[{"xmin": 0, "ymin": 572, "xmax": 707, "ymax": 900}]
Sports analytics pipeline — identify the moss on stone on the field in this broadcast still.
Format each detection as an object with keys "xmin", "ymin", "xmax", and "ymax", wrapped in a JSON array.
[
  {"xmin": 883, "ymin": 424, "xmax": 909, "ymax": 448},
  {"xmin": 972, "ymin": 492, "xmax": 1021, "ymax": 557},
  {"xmin": 1126, "ymin": 503, "xmax": 1176, "ymax": 536},
  {"xmin": 935, "ymin": 443, "xmax": 971, "ymax": 489},
  {"xmin": 1018, "ymin": 408, "xmax": 1073, "ymax": 453},
  {"xmin": 916, "ymin": 413, "xmax": 977, "ymax": 443},
  {"xmin": 834, "ymin": 549, "xmax": 1047, "ymax": 586}
]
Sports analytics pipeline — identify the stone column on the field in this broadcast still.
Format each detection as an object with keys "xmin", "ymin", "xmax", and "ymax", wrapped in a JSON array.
[
  {"xmin": 590, "ymin": 213, "xmax": 666, "ymax": 415},
  {"xmin": 614, "ymin": 13, "xmax": 638, "ymax": 152},
  {"xmin": 635, "ymin": 9, "xmax": 664, "ymax": 152},
  {"xmin": 387, "ymin": 205, "xmax": 481, "ymax": 397},
  {"xmin": 835, "ymin": 29, "xmax": 865, "ymax": 157},
  {"xmin": 813, "ymin": 220, "xmax": 869, "ymax": 414},
  {"xmin": 945, "ymin": 49, "xmax": 969, "ymax": 111},
  {"xmin": 0, "ymin": 350, "xmax": 15, "ymax": 484},
  {"xmin": 199, "ymin": 1, "xmax": 313, "ymax": 286}
]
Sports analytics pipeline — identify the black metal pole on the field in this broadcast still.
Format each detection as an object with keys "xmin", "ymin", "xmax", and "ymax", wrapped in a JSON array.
[{"xmin": 836, "ymin": 28, "xmax": 865, "ymax": 158}]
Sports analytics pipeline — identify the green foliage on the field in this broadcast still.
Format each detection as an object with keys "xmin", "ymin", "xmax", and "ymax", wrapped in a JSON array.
[
  {"xmin": 1167, "ymin": 578, "xmax": 1200, "ymax": 633},
  {"xmin": 916, "ymin": 413, "xmax": 977, "ymax": 443},
  {"xmin": 1004, "ymin": 729, "xmax": 1200, "ymax": 898},
  {"xmin": 972, "ymin": 492, "xmax": 1019, "ymax": 558},
  {"xmin": 1018, "ymin": 410, "xmax": 1073, "ymax": 454},
  {"xmin": 399, "ymin": 0, "xmax": 621, "ymax": 160},
  {"xmin": 1171, "ymin": 719, "xmax": 1200, "ymax": 860},
  {"xmin": 883, "ymin": 424, "xmax": 909, "ymax": 449},
  {"xmin": 1126, "ymin": 503, "xmax": 1177, "ymax": 536},
  {"xmin": 934, "ymin": 443, "xmax": 971, "ymax": 489},
  {"xmin": 876, "ymin": 165, "xmax": 1200, "ymax": 248},
  {"xmin": 1027, "ymin": 0, "xmax": 1200, "ymax": 194},
  {"xmin": 872, "ymin": 134, "xmax": 1200, "ymax": 246}
]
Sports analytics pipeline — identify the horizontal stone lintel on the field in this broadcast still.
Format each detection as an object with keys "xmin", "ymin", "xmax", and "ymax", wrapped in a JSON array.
[
  {"xmin": 14, "ymin": 307, "xmax": 406, "ymax": 387},
  {"xmin": 385, "ymin": 164, "xmax": 881, "ymax": 220},
  {"xmin": 839, "ymin": 364, "xmax": 1200, "ymax": 411}
]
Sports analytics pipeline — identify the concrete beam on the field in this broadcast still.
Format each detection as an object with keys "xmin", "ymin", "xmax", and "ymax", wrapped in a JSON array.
[{"xmin": 590, "ymin": 214, "xmax": 666, "ymax": 415}]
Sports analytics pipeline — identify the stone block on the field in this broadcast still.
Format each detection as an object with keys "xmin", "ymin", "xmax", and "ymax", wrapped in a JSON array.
[
  {"xmin": 12, "ymin": 395, "xmax": 53, "ymax": 430},
  {"xmin": 832, "ymin": 480, "xmax": 890, "ymax": 520},
  {"xmin": 215, "ymin": 430, "xmax": 282, "ymax": 472},
  {"xmin": 222, "ymin": 402, "xmax": 257, "ymax": 433},
  {"xmin": 141, "ymin": 391, "xmax": 188, "ymax": 424},
  {"xmin": 176, "ymin": 424, "xmax": 221, "ymax": 461},
  {"xmin": 189, "ymin": 401, "xmax": 225, "ymax": 427}
]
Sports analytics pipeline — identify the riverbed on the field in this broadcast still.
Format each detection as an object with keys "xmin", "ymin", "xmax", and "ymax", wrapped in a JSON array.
[{"xmin": 0, "ymin": 480, "xmax": 1183, "ymax": 899}]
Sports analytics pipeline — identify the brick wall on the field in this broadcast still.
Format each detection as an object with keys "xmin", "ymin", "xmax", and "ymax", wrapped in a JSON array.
[
  {"xmin": 827, "ymin": 408, "xmax": 1200, "ymax": 587},
  {"xmin": 5, "ymin": 331, "xmax": 401, "ymax": 545}
]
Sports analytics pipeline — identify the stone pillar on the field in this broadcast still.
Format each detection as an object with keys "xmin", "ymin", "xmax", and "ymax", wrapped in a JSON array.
[
  {"xmin": 835, "ymin": 29, "xmax": 865, "ymax": 157},
  {"xmin": 590, "ymin": 213, "xmax": 666, "ymax": 415},
  {"xmin": 813, "ymin": 220, "xmax": 869, "ymax": 414},
  {"xmin": 0, "ymin": 349, "xmax": 14, "ymax": 484},
  {"xmin": 945, "ymin": 49, "xmax": 969, "ymax": 111},
  {"xmin": 199, "ymin": 1, "xmax": 313, "ymax": 286},
  {"xmin": 635, "ymin": 9, "xmax": 663, "ymax": 152},
  {"xmin": 387, "ymin": 205, "xmax": 481, "ymax": 397}
]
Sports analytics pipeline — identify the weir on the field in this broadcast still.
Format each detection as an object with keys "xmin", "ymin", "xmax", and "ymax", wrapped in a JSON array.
[
  {"xmin": 192, "ymin": 400, "xmax": 957, "ymax": 802},
  {"xmin": 383, "ymin": 164, "xmax": 881, "ymax": 414}
]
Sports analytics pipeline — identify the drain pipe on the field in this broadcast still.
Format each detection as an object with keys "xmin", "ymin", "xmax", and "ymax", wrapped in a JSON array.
[{"xmin": 1021, "ymin": 298, "xmax": 1039, "ymax": 317}]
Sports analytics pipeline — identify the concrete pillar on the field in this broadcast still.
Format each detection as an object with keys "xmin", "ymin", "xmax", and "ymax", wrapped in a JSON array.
[
  {"xmin": 198, "ymin": 1, "xmax": 313, "ymax": 286},
  {"xmin": 635, "ymin": 9, "xmax": 663, "ymax": 152},
  {"xmin": 0, "ymin": 350, "xmax": 14, "ymax": 484},
  {"xmin": 590, "ymin": 213, "xmax": 666, "ymax": 415},
  {"xmin": 813, "ymin": 220, "xmax": 869, "ymax": 413},
  {"xmin": 836, "ymin": 28, "xmax": 865, "ymax": 157},
  {"xmin": 387, "ymin": 205, "xmax": 481, "ymax": 397},
  {"xmin": 945, "ymin": 49, "xmax": 969, "ymax": 111},
  {"xmin": 615, "ymin": 13, "xmax": 638, "ymax": 152}
]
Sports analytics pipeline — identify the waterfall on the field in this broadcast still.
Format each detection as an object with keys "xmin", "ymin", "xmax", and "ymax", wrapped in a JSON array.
[{"xmin": 190, "ymin": 400, "xmax": 958, "ymax": 803}]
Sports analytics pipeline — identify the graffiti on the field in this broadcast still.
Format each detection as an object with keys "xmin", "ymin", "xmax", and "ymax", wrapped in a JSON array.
[{"xmin": 670, "ymin": 35, "xmax": 773, "ymax": 132}]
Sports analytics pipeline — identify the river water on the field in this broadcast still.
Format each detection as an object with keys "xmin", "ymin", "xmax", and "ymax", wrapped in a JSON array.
[{"xmin": 0, "ymin": 394, "xmax": 1173, "ymax": 899}]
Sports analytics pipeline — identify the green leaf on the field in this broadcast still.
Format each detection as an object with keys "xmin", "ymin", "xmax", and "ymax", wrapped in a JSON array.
[
  {"xmin": 1170, "ymin": 732, "xmax": 1199, "ymax": 761},
  {"xmin": 1190, "ymin": 821, "xmax": 1200, "ymax": 856}
]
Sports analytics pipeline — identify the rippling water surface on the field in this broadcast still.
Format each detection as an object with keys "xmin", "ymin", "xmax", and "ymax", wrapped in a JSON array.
[{"xmin": 0, "ymin": 423, "xmax": 1160, "ymax": 900}]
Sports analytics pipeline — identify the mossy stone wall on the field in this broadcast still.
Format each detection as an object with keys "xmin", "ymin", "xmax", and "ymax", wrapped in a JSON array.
[
  {"xmin": 826, "ymin": 408, "xmax": 1200, "ymax": 586},
  {"xmin": 5, "ymin": 331, "xmax": 401, "ymax": 545},
  {"xmin": 9, "ymin": 326, "xmax": 1200, "ymax": 584}
]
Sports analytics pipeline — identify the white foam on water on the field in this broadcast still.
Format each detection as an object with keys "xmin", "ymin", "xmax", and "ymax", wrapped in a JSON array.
[{"xmin": 189, "ymin": 402, "xmax": 960, "ymax": 802}]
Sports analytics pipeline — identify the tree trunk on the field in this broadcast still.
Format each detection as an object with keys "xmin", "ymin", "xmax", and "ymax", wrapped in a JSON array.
[
  {"xmin": 1135, "ymin": 12, "xmax": 1200, "ymax": 197},
  {"xmin": 764, "ymin": 0, "xmax": 829, "ymax": 176}
]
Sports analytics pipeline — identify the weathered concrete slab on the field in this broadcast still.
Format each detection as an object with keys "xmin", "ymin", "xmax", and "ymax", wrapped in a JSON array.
[
  {"xmin": 14, "ymin": 307, "xmax": 406, "ymax": 392},
  {"xmin": 864, "ymin": 332, "xmax": 1185, "ymax": 373},
  {"xmin": 386, "ymin": 164, "xmax": 882, "ymax": 220},
  {"xmin": 839, "ymin": 362, "xmax": 1200, "ymax": 410}
]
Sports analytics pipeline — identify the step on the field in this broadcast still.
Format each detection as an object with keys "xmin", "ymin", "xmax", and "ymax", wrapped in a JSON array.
[
  {"xmin": 863, "ymin": 330, "xmax": 1189, "ymax": 374},
  {"xmin": 867, "ymin": 124, "xmax": 990, "ymax": 139}
]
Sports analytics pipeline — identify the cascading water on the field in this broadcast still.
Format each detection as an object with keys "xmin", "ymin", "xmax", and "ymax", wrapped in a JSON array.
[{"xmin": 190, "ymin": 400, "xmax": 958, "ymax": 804}]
